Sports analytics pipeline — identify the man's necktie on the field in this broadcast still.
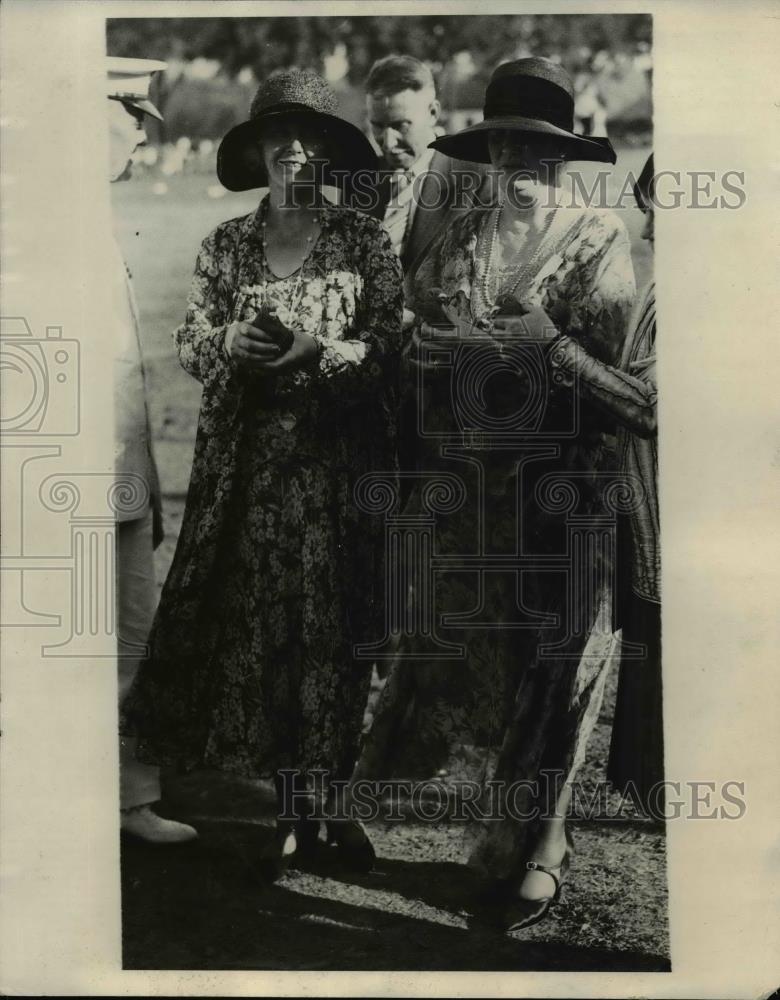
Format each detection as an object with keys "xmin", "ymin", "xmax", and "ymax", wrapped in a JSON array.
[
  {"xmin": 383, "ymin": 170, "xmax": 415, "ymax": 256},
  {"xmin": 388, "ymin": 169, "xmax": 413, "ymax": 199}
]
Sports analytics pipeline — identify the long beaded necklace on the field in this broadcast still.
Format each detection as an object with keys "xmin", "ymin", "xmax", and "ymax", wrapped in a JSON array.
[
  {"xmin": 258, "ymin": 204, "xmax": 325, "ymax": 325},
  {"xmin": 472, "ymin": 202, "xmax": 557, "ymax": 322}
]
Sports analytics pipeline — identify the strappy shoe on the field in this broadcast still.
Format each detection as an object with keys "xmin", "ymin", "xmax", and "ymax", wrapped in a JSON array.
[
  {"xmin": 502, "ymin": 831, "xmax": 574, "ymax": 933},
  {"xmin": 325, "ymin": 820, "xmax": 376, "ymax": 872}
]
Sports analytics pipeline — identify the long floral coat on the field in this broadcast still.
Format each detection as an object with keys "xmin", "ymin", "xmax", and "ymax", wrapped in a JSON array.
[
  {"xmin": 354, "ymin": 204, "xmax": 637, "ymax": 877},
  {"xmin": 123, "ymin": 200, "xmax": 404, "ymax": 783}
]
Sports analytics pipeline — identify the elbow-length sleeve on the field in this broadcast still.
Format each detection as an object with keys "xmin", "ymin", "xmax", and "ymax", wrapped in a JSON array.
[
  {"xmin": 173, "ymin": 222, "xmax": 239, "ymax": 394},
  {"xmin": 309, "ymin": 215, "xmax": 405, "ymax": 393}
]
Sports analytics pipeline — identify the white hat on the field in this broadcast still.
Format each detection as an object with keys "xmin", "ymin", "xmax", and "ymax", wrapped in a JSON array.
[{"xmin": 107, "ymin": 56, "xmax": 167, "ymax": 121}]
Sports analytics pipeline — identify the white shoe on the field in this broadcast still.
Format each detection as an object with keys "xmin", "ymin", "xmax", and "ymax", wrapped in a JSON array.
[{"xmin": 120, "ymin": 804, "xmax": 198, "ymax": 844}]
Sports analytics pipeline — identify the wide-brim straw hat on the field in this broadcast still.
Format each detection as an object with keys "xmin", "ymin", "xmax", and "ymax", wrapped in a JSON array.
[
  {"xmin": 431, "ymin": 57, "xmax": 616, "ymax": 165},
  {"xmin": 217, "ymin": 68, "xmax": 378, "ymax": 191}
]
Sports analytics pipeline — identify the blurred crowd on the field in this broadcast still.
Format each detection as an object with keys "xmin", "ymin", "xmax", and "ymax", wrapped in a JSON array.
[{"xmin": 128, "ymin": 42, "xmax": 652, "ymax": 186}]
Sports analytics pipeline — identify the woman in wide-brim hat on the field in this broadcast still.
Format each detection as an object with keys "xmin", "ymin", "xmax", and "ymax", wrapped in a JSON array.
[
  {"xmin": 216, "ymin": 69, "xmax": 379, "ymax": 193},
  {"xmin": 123, "ymin": 68, "xmax": 403, "ymax": 875},
  {"xmin": 355, "ymin": 57, "xmax": 637, "ymax": 930},
  {"xmin": 430, "ymin": 56, "xmax": 616, "ymax": 167}
]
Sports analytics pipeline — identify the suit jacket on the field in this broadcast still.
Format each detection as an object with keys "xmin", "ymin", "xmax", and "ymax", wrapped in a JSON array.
[{"xmin": 370, "ymin": 150, "xmax": 492, "ymax": 275}]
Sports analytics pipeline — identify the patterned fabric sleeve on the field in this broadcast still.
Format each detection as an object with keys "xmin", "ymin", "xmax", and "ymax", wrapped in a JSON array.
[
  {"xmin": 556, "ymin": 211, "xmax": 636, "ymax": 365},
  {"xmin": 408, "ymin": 228, "xmax": 445, "ymax": 317},
  {"xmin": 311, "ymin": 214, "xmax": 404, "ymax": 388},
  {"xmin": 407, "ymin": 215, "xmax": 468, "ymax": 323},
  {"xmin": 174, "ymin": 220, "xmax": 239, "ymax": 394}
]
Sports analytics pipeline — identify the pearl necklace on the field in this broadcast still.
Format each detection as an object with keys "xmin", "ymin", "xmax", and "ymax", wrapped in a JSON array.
[
  {"xmin": 472, "ymin": 202, "xmax": 557, "ymax": 322},
  {"xmin": 259, "ymin": 206, "xmax": 325, "ymax": 325}
]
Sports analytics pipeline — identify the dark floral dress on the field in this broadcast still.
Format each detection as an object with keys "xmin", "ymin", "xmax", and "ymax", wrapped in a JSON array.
[
  {"xmin": 123, "ymin": 199, "xmax": 404, "ymax": 786},
  {"xmin": 353, "ymin": 205, "xmax": 636, "ymax": 877}
]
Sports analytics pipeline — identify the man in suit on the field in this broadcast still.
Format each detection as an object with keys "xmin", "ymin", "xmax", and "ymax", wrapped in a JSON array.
[
  {"xmin": 364, "ymin": 57, "xmax": 491, "ymax": 669},
  {"xmin": 108, "ymin": 57, "xmax": 197, "ymax": 844},
  {"xmin": 366, "ymin": 55, "xmax": 488, "ymax": 287}
]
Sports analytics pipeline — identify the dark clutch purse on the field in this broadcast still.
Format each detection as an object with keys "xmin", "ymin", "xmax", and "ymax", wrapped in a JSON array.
[{"xmin": 251, "ymin": 305, "xmax": 295, "ymax": 356}]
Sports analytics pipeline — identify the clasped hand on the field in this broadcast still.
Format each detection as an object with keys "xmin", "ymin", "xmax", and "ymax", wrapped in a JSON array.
[
  {"xmin": 405, "ymin": 289, "xmax": 563, "ymax": 374},
  {"xmin": 225, "ymin": 307, "xmax": 318, "ymax": 374},
  {"xmin": 404, "ymin": 288, "xmax": 492, "ymax": 374},
  {"xmin": 490, "ymin": 295, "xmax": 565, "ymax": 347}
]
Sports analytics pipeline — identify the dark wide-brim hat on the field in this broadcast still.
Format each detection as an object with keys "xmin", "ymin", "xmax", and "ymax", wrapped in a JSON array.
[
  {"xmin": 431, "ymin": 57, "xmax": 616, "ymax": 165},
  {"xmin": 217, "ymin": 68, "xmax": 378, "ymax": 191}
]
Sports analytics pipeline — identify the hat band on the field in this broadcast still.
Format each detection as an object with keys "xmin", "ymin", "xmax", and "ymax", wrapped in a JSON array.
[
  {"xmin": 482, "ymin": 99, "xmax": 573, "ymax": 132},
  {"xmin": 249, "ymin": 100, "xmax": 336, "ymax": 122}
]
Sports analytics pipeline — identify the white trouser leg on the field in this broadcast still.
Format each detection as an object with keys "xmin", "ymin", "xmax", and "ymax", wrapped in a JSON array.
[{"xmin": 117, "ymin": 511, "xmax": 161, "ymax": 810}]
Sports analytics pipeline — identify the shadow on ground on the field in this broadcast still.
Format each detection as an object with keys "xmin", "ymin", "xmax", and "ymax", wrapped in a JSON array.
[{"xmin": 122, "ymin": 771, "xmax": 670, "ymax": 972}]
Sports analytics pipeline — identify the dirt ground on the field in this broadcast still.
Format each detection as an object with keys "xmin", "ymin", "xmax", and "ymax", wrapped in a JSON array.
[
  {"xmin": 122, "ymin": 695, "xmax": 669, "ymax": 972},
  {"xmin": 122, "ymin": 811, "xmax": 668, "ymax": 971},
  {"xmin": 116, "ymin": 157, "xmax": 669, "ymax": 972}
]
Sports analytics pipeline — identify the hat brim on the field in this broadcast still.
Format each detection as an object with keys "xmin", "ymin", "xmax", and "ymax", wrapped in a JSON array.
[
  {"xmin": 633, "ymin": 152, "xmax": 654, "ymax": 208},
  {"xmin": 430, "ymin": 117, "xmax": 616, "ymax": 165},
  {"xmin": 119, "ymin": 96, "xmax": 163, "ymax": 122},
  {"xmin": 217, "ymin": 106, "xmax": 378, "ymax": 192}
]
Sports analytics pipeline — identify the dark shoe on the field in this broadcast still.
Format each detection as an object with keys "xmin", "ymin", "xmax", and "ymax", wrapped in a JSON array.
[
  {"xmin": 268, "ymin": 771, "xmax": 319, "ymax": 872},
  {"xmin": 325, "ymin": 820, "xmax": 376, "ymax": 872},
  {"xmin": 502, "ymin": 831, "xmax": 574, "ymax": 933},
  {"xmin": 295, "ymin": 816, "xmax": 322, "ymax": 856},
  {"xmin": 255, "ymin": 822, "xmax": 298, "ymax": 884}
]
